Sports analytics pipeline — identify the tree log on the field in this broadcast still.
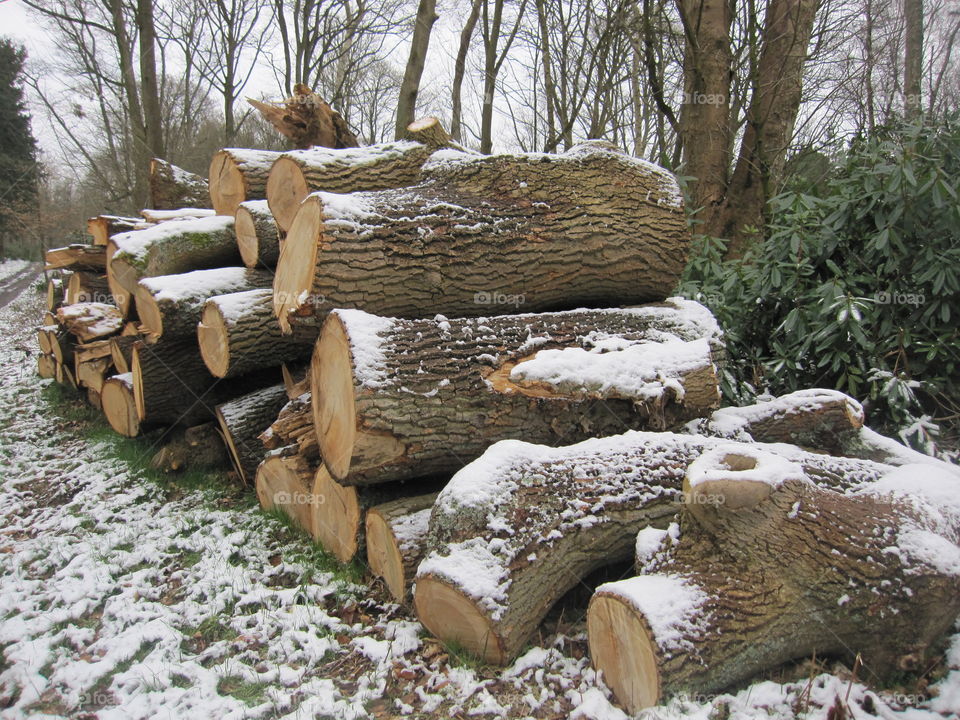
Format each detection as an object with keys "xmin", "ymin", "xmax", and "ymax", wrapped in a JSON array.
[
  {"xmin": 136, "ymin": 267, "xmax": 273, "ymax": 341},
  {"xmin": 150, "ymin": 423, "xmax": 228, "ymax": 473},
  {"xmin": 282, "ymin": 362, "xmax": 310, "ymax": 399},
  {"xmin": 131, "ymin": 338, "xmax": 219, "ymax": 426},
  {"xmin": 75, "ymin": 356, "xmax": 111, "ymax": 393},
  {"xmin": 273, "ymin": 141, "xmax": 688, "ymax": 332},
  {"xmin": 37, "ymin": 354, "xmax": 56, "ymax": 379},
  {"xmin": 414, "ymin": 431, "xmax": 901, "ymax": 665},
  {"xmin": 140, "ymin": 208, "xmax": 215, "ymax": 223},
  {"xmin": 66, "ymin": 272, "xmax": 111, "ymax": 305},
  {"xmin": 149, "ymin": 158, "xmax": 210, "ymax": 210},
  {"xmin": 314, "ymin": 300, "xmax": 722, "ymax": 486},
  {"xmin": 247, "ymin": 85, "xmax": 359, "ymax": 150},
  {"xmin": 255, "ymin": 448, "xmax": 319, "ymax": 535},
  {"xmin": 37, "ymin": 325, "xmax": 56, "ymax": 355},
  {"xmin": 45, "ymin": 278, "xmax": 65, "ymax": 312},
  {"xmin": 235, "ymin": 199, "xmax": 282, "ymax": 268},
  {"xmin": 56, "ymin": 303, "xmax": 122, "ymax": 343},
  {"xmin": 215, "ymin": 383, "xmax": 289, "ymax": 484},
  {"xmin": 108, "ymin": 216, "xmax": 240, "ymax": 312},
  {"xmin": 198, "ymin": 288, "xmax": 318, "ymax": 378},
  {"xmin": 55, "ymin": 361, "xmax": 78, "ymax": 390},
  {"xmin": 366, "ymin": 492, "xmax": 439, "ymax": 601},
  {"xmin": 110, "ymin": 335, "xmax": 139, "ymax": 374},
  {"xmin": 266, "ymin": 117, "xmax": 452, "ymax": 232},
  {"xmin": 74, "ymin": 338, "xmax": 114, "ymax": 364},
  {"xmin": 86, "ymin": 388, "xmax": 102, "ymax": 410},
  {"xmin": 45, "ymin": 245, "xmax": 106, "ymax": 272},
  {"xmin": 209, "ymin": 148, "xmax": 282, "ymax": 215},
  {"xmin": 587, "ymin": 447, "xmax": 960, "ymax": 713},
  {"xmin": 102, "ymin": 373, "xmax": 141, "ymax": 437},
  {"xmin": 87, "ymin": 215, "xmax": 142, "ymax": 246}
]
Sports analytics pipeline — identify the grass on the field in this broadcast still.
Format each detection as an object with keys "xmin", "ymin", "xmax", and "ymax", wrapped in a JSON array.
[
  {"xmin": 443, "ymin": 639, "xmax": 487, "ymax": 672},
  {"xmin": 216, "ymin": 676, "xmax": 268, "ymax": 707}
]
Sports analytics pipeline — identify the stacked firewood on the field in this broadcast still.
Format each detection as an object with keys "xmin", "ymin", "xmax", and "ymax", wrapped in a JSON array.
[{"xmin": 34, "ymin": 116, "xmax": 960, "ymax": 715}]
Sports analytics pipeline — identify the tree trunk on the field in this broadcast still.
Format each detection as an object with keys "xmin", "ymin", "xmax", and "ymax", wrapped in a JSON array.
[
  {"xmin": 136, "ymin": 0, "xmax": 164, "ymax": 164},
  {"xmin": 588, "ymin": 446, "xmax": 960, "ymax": 713},
  {"xmin": 904, "ymin": 0, "xmax": 923, "ymax": 119},
  {"xmin": 712, "ymin": 0, "xmax": 820, "ymax": 257},
  {"xmin": 108, "ymin": 216, "xmax": 239, "ymax": 313},
  {"xmin": 395, "ymin": 0, "xmax": 439, "ymax": 139},
  {"xmin": 102, "ymin": 373, "xmax": 141, "ymax": 437},
  {"xmin": 314, "ymin": 301, "xmax": 721, "ymax": 486},
  {"xmin": 87, "ymin": 215, "xmax": 142, "ymax": 246},
  {"xmin": 235, "ymin": 200, "xmax": 282, "ymax": 268},
  {"xmin": 198, "ymin": 289, "xmax": 319, "ymax": 379},
  {"xmin": 266, "ymin": 117, "xmax": 451, "ymax": 232},
  {"xmin": 273, "ymin": 142, "xmax": 687, "ymax": 332},
  {"xmin": 148, "ymin": 159, "xmax": 210, "ymax": 210},
  {"xmin": 216, "ymin": 383, "xmax": 290, "ymax": 484},
  {"xmin": 209, "ymin": 148, "xmax": 284, "ymax": 215},
  {"xmin": 135, "ymin": 267, "xmax": 273, "ymax": 341},
  {"xmin": 451, "ymin": 0, "xmax": 482, "ymax": 142},
  {"xmin": 366, "ymin": 492, "xmax": 439, "ymax": 601},
  {"xmin": 45, "ymin": 245, "xmax": 107, "ymax": 272},
  {"xmin": 414, "ymin": 431, "xmax": 900, "ymax": 665}
]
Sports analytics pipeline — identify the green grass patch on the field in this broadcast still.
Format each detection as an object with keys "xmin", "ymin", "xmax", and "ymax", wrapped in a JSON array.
[{"xmin": 216, "ymin": 675, "xmax": 267, "ymax": 707}]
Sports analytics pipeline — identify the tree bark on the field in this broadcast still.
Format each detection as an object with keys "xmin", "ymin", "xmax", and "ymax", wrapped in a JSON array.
[
  {"xmin": 904, "ymin": 0, "xmax": 923, "ymax": 119},
  {"xmin": 235, "ymin": 200, "xmax": 282, "ymax": 268},
  {"xmin": 266, "ymin": 117, "xmax": 452, "ymax": 232},
  {"xmin": 198, "ymin": 289, "xmax": 319, "ymax": 379},
  {"xmin": 414, "ymin": 431, "xmax": 900, "ymax": 665},
  {"xmin": 314, "ymin": 301, "xmax": 722, "ymax": 486},
  {"xmin": 588, "ymin": 446, "xmax": 960, "ymax": 713},
  {"xmin": 366, "ymin": 492, "xmax": 439, "ymax": 601},
  {"xmin": 149, "ymin": 159, "xmax": 210, "ymax": 210},
  {"xmin": 216, "ymin": 383, "xmax": 290, "ymax": 484},
  {"xmin": 209, "ymin": 148, "xmax": 284, "ymax": 215},
  {"xmin": 395, "ymin": 0, "xmax": 439, "ymax": 139},
  {"xmin": 273, "ymin": 142, "xmax": 688, "ymax": 332},
  {"xmin": 135, "ymin": 267, "xmax": 273, "ymax": 341},
  {"xmin": 131, "ymin": 338, "xmax": 220, "ymax": 426}
]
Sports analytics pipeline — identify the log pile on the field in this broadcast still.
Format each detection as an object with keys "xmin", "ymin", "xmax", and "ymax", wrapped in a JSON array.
[{"xmin": 33, "ymin": 116, "xmax": 960, "ymax": 715}]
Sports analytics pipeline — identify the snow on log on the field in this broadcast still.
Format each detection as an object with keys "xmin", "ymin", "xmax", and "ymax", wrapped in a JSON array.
[
  {"xmin": 107, "ymin": 216, "xmax": 240, "ymax": 314},
  {"xmin": 87, "ymin": 215, "xmax": 142, "ymax": 246},
  {"xmin": 140, "ymin": 208, "xmax": 215, "ymax": 223},
  {"xmin": 102, "ymin": 373, "xmax": 141, "ymax": 437},
  {"xmin": 198, "ymin": 289, "xmax": 318, "ymax": 378},
  {"xmin": 56, "ymin": 303, "xmax": 123, "ymax": 343},
  {"xmin": 273, "ymin": 141, "xmax": 688, "ymax": 332},
  {"xmin": 149, "ymin": 158, "xmax": 210, "ymax": 210},
  {"xmin": 413, "ymin": 431, "xmax": 902, "ymax": 665},
  {"xmin": 588, "ymin": 448, "xmax": 960, "ymax": 713},
  {"xmin": 266, "ymin": 117, "xmax": 452, "ymax": 232},
  {"xmin": 209, "ymin": 148, "xmax": 283, "ymax": 215},
  {"xmin": 45, "ymin": 244, "xmax": 107, "ymax": 272},
  {"xmin": 235, "ymin": 200, "xmax": 282, "ymax": 268},
  {"xmin": 366, "ymin": 492, "xmax": 439, "ymax": 601},
  {"xmin": 135, "ymin": 267, "xmax": 273, "ymax": 342},
  {"xmin": 313, "ymin": 299, "xmax": 722, "ymax": 486},
  {"xmin": 215, "ymin": 383, "xmax": 289, "ymax": 484}
]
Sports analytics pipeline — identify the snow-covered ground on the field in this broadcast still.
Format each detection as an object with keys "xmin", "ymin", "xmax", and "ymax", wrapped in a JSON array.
[
  {"xmin": 0, "ymin": 258, "xmax": 33, "ymax": 284},
  {"xmin": 2, "ymin": 281, "xmax": 959, "ymax": 719}
]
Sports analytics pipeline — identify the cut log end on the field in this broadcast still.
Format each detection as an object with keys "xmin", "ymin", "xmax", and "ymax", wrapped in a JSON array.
[
  {"xmin": 273, "ymin": 195, "xmax": 323, "ymax": 332},
  {"xmin": 235, "ymin": 204, "xmax": 262, "ymax": 268},
  {"xmin": 102, "ymin": 376, "xmax": 140, "ymax": 437},
  {"xmin": 134, "ymin": 287, "xmax": 163, "ymax": 341},
  {"xmin": 312, "ymin": 464, "xmax": 361, "ymax": 563},
  {"xmin": 209, "ymin": 151, "xmax": 246, "ymax": 215},
  {"xmin": 413, "ymin": 576, "xmax": 505, "ymax": 665},
  {"xmin": 365, "ymin": 510, "xmax": 405, "ymax": 598},
  {"xmin": 312, "ymin": 312, "xmax": 356, "ymax": 479},
  {"xmin": 37, "ymin": 354, "xmax": 56, "ymax": 379},
  {"xmin": 197, "ymin": 302, "xmax": 231, "ymax": 378},
  {"xmin": 266, "ymin": 156, "xmax": 310, "ymax": 233},
  {"xmin": 586, "ymin": 592, "xmax": 661, "ymax": 714},
  {"xmin": 255, "ymin": 454, "xmax": 317, "ymax": 535},
  {"xmin": 404, "ymin": 116, "xmax": 450, "ymax": 146}
]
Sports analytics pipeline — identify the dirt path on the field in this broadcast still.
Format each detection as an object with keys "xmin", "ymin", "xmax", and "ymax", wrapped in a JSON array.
[{"xmin": 0, "ymin": 263, "xmax": 41, "ymax": 309}]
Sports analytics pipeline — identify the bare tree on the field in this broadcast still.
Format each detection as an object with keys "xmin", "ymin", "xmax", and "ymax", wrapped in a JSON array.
[{"xmin": 395, "ymin": 0, "xmax": 438, "ymax": 137}]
